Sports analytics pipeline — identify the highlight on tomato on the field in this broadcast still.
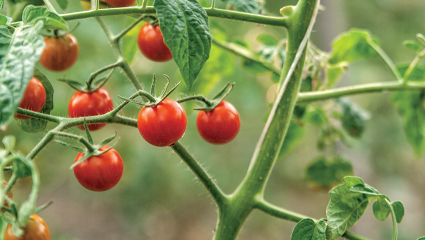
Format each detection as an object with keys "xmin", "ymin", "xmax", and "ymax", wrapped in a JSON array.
[
  {"xmin": 39, "ymin": 33, "xmax": 79, "ymax": 72},
  {"xmin": 137, "ymin": 98, "xmax": 187, "ymax": 147},
  {"xmin": 104, "ymin": 0, "xmax": 136, "ymax": 7},
  {"xmin": 137, "ymin": 23, "xmax": 173, "ymax": 62},
  {"xmin": 196, "ymin": 101, "xmax": 240, "ymax": 144},
  {"xmin": 68, "ymin": 88, "xmax": 114, "ymax": 131},
  {"xmin": 73, "ymin": 146, "xmax": 124, "ymax": 192},
  {"xmin": 14, "ymin": 77, "xmax": 46, "ymax": 120},
  {"xmin": 4, "ymin": 214, "xmax": 50, "ymax": 240}
]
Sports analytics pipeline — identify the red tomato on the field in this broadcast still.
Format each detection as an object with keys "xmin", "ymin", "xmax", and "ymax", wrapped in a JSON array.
[
  {"xmin": 104, "ymin": 0, "xmax": 136, "ymax": 7},
  {"xmin": 4, "ymin": 214, "xmax": 50, "ymax": 240},
  {"xmin": 196, "ymin": 101, "xmax": 240, "ymax": 144},
  {"xmin": 137, "ymin": 98, "xmax": 187, "ymax": 147},
  {"xmin": 137, "ymin": 23, "xmax": 173, "ymax": 62},
  {"xmin": 68, "ymin": 88, "xmax": 114, "ymax": 131},
  {"xmin": 14, "ymin": 77, "xmax": 46, "ymax": 120},
  {"xmin": 39, "ymin": 33, "xmax": 79, "ymax": 72},
  {"xmin": 73, "ymin": 146, "xmax": 124, "ymax": 192}
]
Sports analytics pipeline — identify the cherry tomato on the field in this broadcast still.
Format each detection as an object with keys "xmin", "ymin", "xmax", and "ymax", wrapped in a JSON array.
[
  {"xmin": 73, "ymin": 146, "xmax": 124, "ymax": 192},
  {"xmin": 137, "ymin": 98, "xmax": 187, "ymax": 147},
  {"xmin": 4, "ymin": 214, "xmax": 50, "ymax": 240},
  {"xmin": 137, "ymin": 23, "xmax": 173, "ymax": 62},
  {"xmin": 68, "ymin": 88, "xmax": 114, "ymax": 131},
  {"xmin": 196, "ymin": 101, "xmax": 240, "ymax": 144},
  {"xmin": 104, "ymin": 0, "xmax": 136, "ymax": 7},
  {"xmin": 39, "ymin": 33, "xmax": 79, "ymax": 72},
  {"xmin": 14, "ymin": 77, "xmax": 46, "ymax": 120},
  {"xmin": 2, "ymin": 180, "xmax": 13, "ymax": 213}
]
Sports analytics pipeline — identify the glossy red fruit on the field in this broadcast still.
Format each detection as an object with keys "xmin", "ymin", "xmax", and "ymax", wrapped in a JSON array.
[
  {"xmin": 68, "ymin": 88, "xmax": 114, "ymax": 131},
  {"xmin": 39, "ymin": 33, "xmax": 79, "ymax": 72},
  {"xmin": 104, "ymin": 0, "xmax": 136, "ymax": 7},
  {"xmin": 196, "ymin": 101, "xmax": 240, "ymax": 144},
  {"xmin": 4, "ymin": 214, "xmax": 50, "ymax": 240},
  {"xmin": 14, "ymin": 77, "xmax": 46, "ymax": 120},
  {"xmin": 73, "ymin": 146, "xmax": 124, "ymax": 192},
  {"xmin": 137, "ymin": 23, "xmax": 173, "ymax": 62},
  {"xmin": 137, "ymin": 98, "xmax": 187, "ymax": 147}
]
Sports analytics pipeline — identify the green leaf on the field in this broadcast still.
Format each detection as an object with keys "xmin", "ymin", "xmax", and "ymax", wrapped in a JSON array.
[
  {"xmin": 0, "ymin": 0, "xmax": 3, "ymax": 10},
  {"xmin": 278, "ymin": 119, "xmax": 304, "ymax": 159},
  {"xmin": 328, "ymin": 29, "xmax": 379, "ymax": 65},
  {"xmin": 56, "ymin": 0, "xmax": 68, "ymax": 10},
  {"xmin": 2, "ymin": 135, "xmax": 15, "ymax": 153},
  {"xmin": 305, "ymin": 108, "xmax": 327, "ymax": 126},
  {"xmin": 372, "ymin": 198, "xmax": 391, "ymax": 221},
  {"xmin": 305, "ymin": 156, "xmax": 353, "ymax": 191},
  {"xmin": 12, "ymin": 153, "xmax": 32, "ymax": 179},
  {"xmin": 337, "ymin": 99, "xmax": 368, "ymax": 138},
  {"xmin": 22, "ymin": 5, "xmax": 68, "ymax": 30},
  {"xmin": 154, "ymin": 0, "xmax": 211, "ymax": 90},
  {"xmin": 0, "ymin": 15, "xmax": 12, "ymax": 26},
  {"xmin": 397, "ymin": 64, "xmax": 425, "ymax": 81},
  {"xmin": 16, "ymin": 68, "xmax": 54, "ymax": 133},
  {"xmin": 0, "ymin": 22, "xmax": 45, "ymax": 128},
  {"xmin": 326, "ymin": 177, "xmax": 371, "ymax": 240},
  {"xmin": 242, "ymin": 58, "xmax": 270, "ymax": 74},
  {"xmin": 416, "ymin": 33, "xmax": 425, "ymax": 46},
  {"xmin": 391, "ymin": 201, "xmax": 404, "ymax": 223},
  {"xmin": 220, "ymin": 0, "xmax": 259, "ymax": 14},
  {"xmin": 291, "ymin": 218, "xmax": 326, "ymax": 240},
  {"xmin": 403, "ymin": 40, "xmax": 424, "ymax": 52},
  {"xmin": 122, "ymin": 20, "xmax": 145, "ymax": 64},
  {"xmin": 417, "ymin": 237, "xmax": 425, "ymax": 240},
  {"xmin": 326, "ymin": 62, "xmax": 347, "ymax": 89},
  {"xmin": 0, "ymin": 26, "xmax": 12, "ymax": 58},
  {"xmin": 257, "ymin": 34, "xmax": 277, "ymax": 46}
]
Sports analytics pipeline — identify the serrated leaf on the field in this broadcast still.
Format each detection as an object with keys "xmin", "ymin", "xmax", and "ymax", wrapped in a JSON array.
[
  {"xmin": 257, "ymin": 34, "xmax": 277, "ymax": 46},
  {"xmin": 403, "ymin": 40, "xmax": 424, "ymax": 52},
  {"xmin": 221, "ymin": 0, "xmax": 259, "ymax": 14},
  {"xmin": 0, "ymin": 22, "xmax": 45, "ymax": 128},
  {"xmin": 154, "ymin": 0, "xmax": 211, "ymax": 90},
  {"xmin": 328, "ymin": 29, "xmax": 379, "ymax": 65},
  {"xmin": 16, "ymin": 68, "xmax": 54, "ymax": 133},
  {"xmin": 326, "ymin": 177, "xmax": 371, "ymax": 240},
  {"xmin": 22, "ymin": 5, "xmax": 68, "ymax": 30},
  {"xmin": 372, "ymin": 198, "xmax": 391, "ymax": 221},
  {"xmin": 305, "ymin": 156, "xmax": 353, "ymax": 191},
  {"xmin": 278, "ymin": 119, "xmax": 304, "ymax": 159},
  {"xmin": 122, "ymin": 20, "xmax": 145, "ymax": 64},
  {"xmin": 391, "ymin": 201, "xmax": 404, "ymax": 223},
  {"xmin": 291, "ymin": 218, "xmax": 326, "ymax": 240}
]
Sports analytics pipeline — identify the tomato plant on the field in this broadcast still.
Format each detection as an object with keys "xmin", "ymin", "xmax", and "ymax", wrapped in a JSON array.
[
  {"xmin": 73, "ymin": 146, "xmax": 124, "ymax": 192},
  {"xmin": 39, "ymin": 33, "xmax": 79, "ymax": 72},
  {"xmin": 137, "ymin": 23, "xmax": 173, "ymax": 62},
  {"xmin": 104, "ymin": 0, "xmax": 136, "ymax": 7},
  {"xmin": 4, "ymin": 214, "xmax": 50, "ymax": 240},
  {"xmin": 14, "ymin": 77, "xmax": 46, "ymax": 120},
  {"xmin": 196, "ymin": 101, "xmax": 240, "ymax": 144},
  {"xmin": 137, "ymin": 98, "xmax": 187, "ymax": 147},
  {"xmin": 68, "ymin": 88, "xmax": 114, "ymax": 131}
]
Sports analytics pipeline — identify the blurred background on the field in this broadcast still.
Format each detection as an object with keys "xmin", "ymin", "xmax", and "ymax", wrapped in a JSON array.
[{"xmin": 1, "ymin": 0, "xmax": 425, "ymax": 239}]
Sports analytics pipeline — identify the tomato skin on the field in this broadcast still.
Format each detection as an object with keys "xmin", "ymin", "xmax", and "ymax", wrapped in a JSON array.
[
  {"xmin": 137, "ymin": 23, "xmax": 173, "ymax": 62},
  {"xmin": 137, "ymin": 98, "xmax": 187, "ymax": 147},
  {"xmin": 73, "ymin": 146, "xmax": 124, "ymax": 192},
  {"xmin": 68, "ymin": 88, "xmax": 114, "ymax": 131},
  {"xmin": 104, "ymin": 0, "xmax": 136, "ymax": 7},
  {"xmin": 39, "ymin": 33, "xmax": 79, "ymax": 72},
  {"xmin": 14, "ymin": 77, "xmax": 46, "ymax": 120},
  {"xmin": 4, "ymin": 214, "xmax": 50, "ymax": 240},
  {"xmin": 196, "ymin": 101, "xmax": 240, "ymax": 144}
]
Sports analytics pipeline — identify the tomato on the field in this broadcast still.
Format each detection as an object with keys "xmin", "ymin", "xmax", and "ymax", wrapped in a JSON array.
[
  {"xmin": 4, "ymin": 214, "xmax": 50, "ymax": 240},
  {"xmin": 68, "ymin": 88, "xmax": 114, "ymax": 131},
  {"xmin": 104, "ymin": 0, "xmax": 136, "ymax": 7},
  {"xmin": 2, "ymin": 180, "xmax": 13, "ymax": 213},
  {"xmin": 137, "ymin": 98, "xmax": 187, "ymax": 147},
  {"xmin": 39, "ymin": 33, "xmax": 79, "ymax": 72},
  {"xmin": 137, "ymin": 23, "xmax": 173, "ymax": 62},
  {"xmin": 14, "ymin": 77, "xmax": 46, "ymax": 120},
  {"xmin": 196, "ymin": 101, "xmax": 240, "ymax": 144},
  {"xmin": 73, "ymin": 146, "xmax": 124, "ymax": 192}
]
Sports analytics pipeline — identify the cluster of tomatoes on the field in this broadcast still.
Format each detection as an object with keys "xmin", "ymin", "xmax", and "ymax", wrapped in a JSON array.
[{"xmin": 7, "ymin": 1, "xmax": 241, "ymax": 239}]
